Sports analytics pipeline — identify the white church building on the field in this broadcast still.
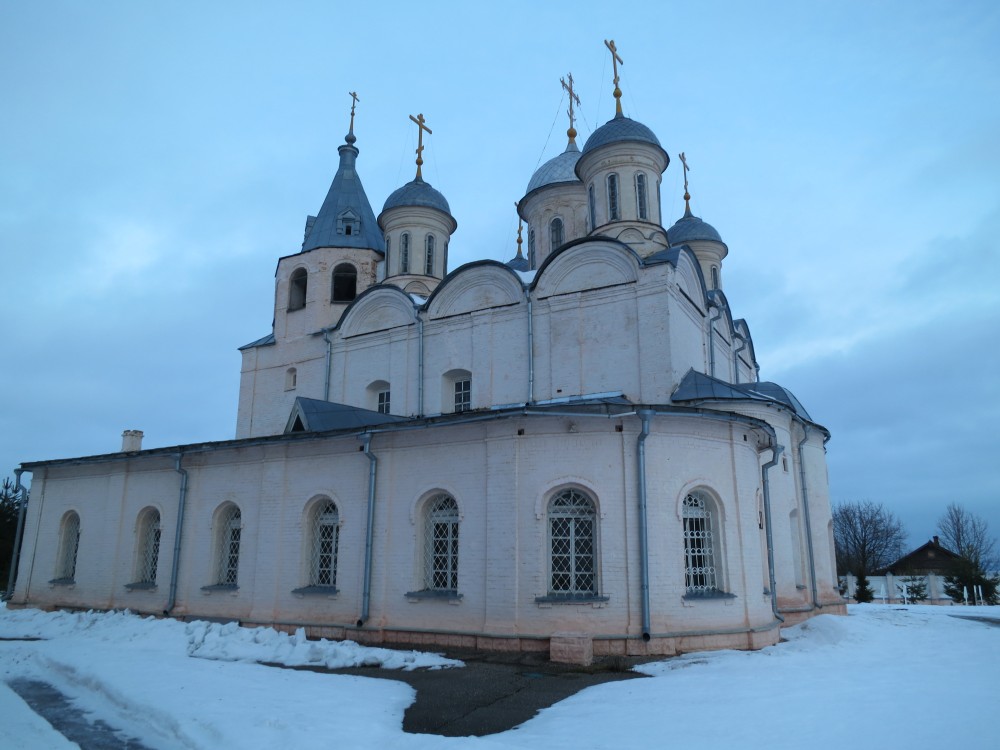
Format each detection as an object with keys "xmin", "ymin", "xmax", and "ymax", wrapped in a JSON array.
[{"xmin": 8, "ymin": 47, "xmax": 845, "ymax": 663}]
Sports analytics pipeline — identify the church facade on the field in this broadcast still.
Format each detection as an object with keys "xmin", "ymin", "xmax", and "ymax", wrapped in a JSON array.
[{"xmin": 8, "ymin": 50, "xmax": 845, "ymax": 662}]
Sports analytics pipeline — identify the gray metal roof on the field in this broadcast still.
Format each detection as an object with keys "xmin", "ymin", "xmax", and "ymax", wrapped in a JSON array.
[
  {"xmin": 286, "ymin": 397, "xmax": 409, "ymax": 433},
  {"xmin": 671, "ymin": 369, "xmax": 814, "ymax": 422},
  {"xmin": 581, "ymin": 114, "xmax": 664, "ymax": 156},
  {"xmin": 301, "ymin": 133, "xmax": 385, "ymax": 254},
  {"xmin": 667, "ymin": 207, "xmax": 725, "ymax": 245},
  {"xmin": 381, "ymin": 176, "xmax": 453, "ymax": 216},
  {"xmin": 506, "ymin": 251, "xmax": 530, "ymax": 271},
  {"xmin": 524, "ymin": 141, "xmax": 582, "ymax": 196},
  {"xmin": 238, "ymin": 332, "xmax": 275, "ymax": 350}
]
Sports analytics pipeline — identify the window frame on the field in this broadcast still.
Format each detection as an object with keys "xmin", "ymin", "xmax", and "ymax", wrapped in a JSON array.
[
  {"xmin": 288, "ymin": 267, "xmax": 308, "ymax": 311},
  {"xmin": 607, "ymin": 173, "xmax": 620, "ymax": 221},
  {"xmin": 400, "ymin": 232, "xmax": 410, "ymax": 273},
  {"xmin": 549, "ymin": 217, "xmax": 564, "ymax": 251},
  {"xmin": 424, "ymin": 494, "xmax": 460, "ymax": 592},
  {"xmin": 130, "ymin": 507, "xmax": 161, "ymax": 588},
  {"xmin": 635, "ymin": 172, "xmax": 648, "ymax": 220},
  {"xmin": 682, "ymin": 490, "xmax": 729, "ymax": 597},
  {"xmin": 425, "ymin": 234, "xmax": 435, "ymax": 275},
  {"xmin": 52, "ymin": 511, "xmax": 81, "ymax": 583},
  {"xmin": 310, "ymin": 499, "xmax": 340, "ymax": 588},
  {"xmin": 209, "ymin": 504, "xmax": 242, "ymax": 589},
  {"xmin": 543, "ymin": 488, "xmax": 602, "ymax": 600},
  {"xmin": 332, "ymin": 262, "xmax": 358, "ymax": 303},
  {"xmin": 454, "ymin": 378, "xmax": 471, "ymax": 413}
]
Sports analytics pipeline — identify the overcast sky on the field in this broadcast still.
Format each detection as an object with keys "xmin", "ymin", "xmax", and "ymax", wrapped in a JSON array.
[{"xmin": 2, "ymin": 1, "xmax": 998, "ymax": 547}]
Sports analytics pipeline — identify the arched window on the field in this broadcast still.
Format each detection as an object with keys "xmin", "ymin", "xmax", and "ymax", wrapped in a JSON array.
[
  {"xmin": 528, "ymin": 229, "xmax": 536, "ymax": 269},
  {"xmin": 683, "ymin": 491, "xmax": 721, "ymax": 594},
  {"xmin": 288, "ymin": 268, "xmax": 307, "ymax": 311},
  {"xmin": 368, "ymin": 379, "xmax": 391, "ymax": 414},
  {"xmin": 443, "ymin": 369, "xmax": 471, "ymax": 414},
  {"xmin": 588, "ymin": 184, "xmax": 596, "ymax": 230},
  {"xmin": 400, "ymin": 233, "xmax": 410, "ymax": 273},
  {"xmin": 425, "ymin": 234, "xmax": 435, "ymax": 275},
  {"xmin": 135, "ymin": 508, "xmax": 161, "ymax": 585},
  {"xmin": 332, "ymin": 263, "xmax": 357, "ymax": 302},
  {"xmin": 549, "ymin": 217, "xmax": 564, "ymax": 250},
  {"xmin": 385, "ymin": 234, "xmax": 391, "ymax": 264},
  {"xmin": 607, "ymin": 174, "xmax": 620, "ymax": 221},
  {"xmin": 711, "ymin": 266, "xmax": 719, "ymax": 290},
  {"xmin": 55, "ymin": 511, "xmax": 81, "ymax": 582},
  {"xmin": 310, "ymin": 500, "xmax": 340, "ymax": 587},
  {"xmin": 635, "ymin": 173, "xmax": 648, "ymax": 220},
  {"xmin": 215, "ymin": 504, "xmax": 242, "ymax": 586},
  {"xmin": 548, "ymin": 489, "xmax": 597, "ymax": 595},
  {"xmin": 424, "ymin": 495, "xmax": 459, "ymax": 591},
  {"xmin": 285, "ymin": 368, "xmax": 297, "ymax": 391}
]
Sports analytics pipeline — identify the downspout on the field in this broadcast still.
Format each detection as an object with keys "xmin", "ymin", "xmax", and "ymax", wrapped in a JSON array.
[
  {"xmin": 165, "ymin": 454, "xmax": 189, "ymax": 615},
  {"xmin": 636, "ymin": 410, "xmax": 653, "ymax": 641},
  {"xmin": 708, "ymin": 304, "xmax": 722, "ymax": 377},
  {"xmin": 417, "ymin": 317, "xmax": 425, "ymax": 417},
  {"xmin": 796, "ymin": 423, "xmax": 820, "ymax": 609},
  {"xmin": 323, "ymin": 329, "xmax": 333, "ymax": 401},
  {"xmin": 4, "ymin": 468, "xmax": 29, "ymax": 599},
  {"xmin": 526, "ymin": 288, "xmax": 534, "ymax": 403},
  {"xmin": 762, "ymin": 444, "xmax": 784, "ymax": 623},
  {"xmin": 733, "ymin": 335, "xmax": 747, "ymax": 385},
  {"xmin": 359, "ymin": 433, "xmax": 378, "ymax": 626}
]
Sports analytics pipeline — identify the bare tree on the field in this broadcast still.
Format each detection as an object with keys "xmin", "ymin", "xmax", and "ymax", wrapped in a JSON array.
[
  {"xmin": 937, "ymin": 503, "xmax": 997, "ymax": 572},
  {"xmin": 832, "ymin": 500, "xmax": 907, "ymax": 578}
]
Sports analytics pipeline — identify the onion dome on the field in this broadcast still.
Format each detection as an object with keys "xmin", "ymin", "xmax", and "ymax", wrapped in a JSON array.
[
  {"xmin": 524, "ymin": 141, "xmax": 582, "ymax": 199},
  {"xmin": 507, "ymin": 249, "xmax": 530, "ymax": 272},
  {"xmin": 579, "ymin": 114, "xmax": 669, "ymax": 165},
  {"xmin": 381, "ymin": 176, "xmax": 453, "ymax": 216},
  {"xmin": 667, "ymin": 205, "xmax": 725, "ymax": 246}
]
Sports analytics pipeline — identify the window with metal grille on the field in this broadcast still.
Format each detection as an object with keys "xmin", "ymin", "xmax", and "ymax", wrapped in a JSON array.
[
  {"xmin": 636, "ymin": 173, "xmax": 648, "ymax": 220},
  {"xmin": 57, "ymin": 511, "xmax": 81, "ymax": 581},
  {"xmin": 454, "ymin": 379, "xmax": 471, "ymax": 413},
  {"xmin": 550, "ymin": 217, "xmax": 564, "ymax": 250},
  {"xmin": 137, "ymin": 509, "xmax": 161, "ymax": 584},
  {"xmin": 425, "ymin": 234, "xmax": 435, "ymax": 275},
  {"xmin": 424, "ymin": 495, "xmax": 459, "ymax": 591},
  {"xmin": 548, "ymin": 489, "xmax": 597, "ymax": 595},
  {"xmin": 400, "ymin": 233, "xmax": 410, "ymax": 273},
  {"xmin": 217, "ymin": 505, "xmax": 241, "ymax": 586},
  {"xmin": 377, "ymin": 390, "xmax": 390, "ymax": 414},
  {"xmin": 310, "ymin": 500, "xmax": 339, "ymax": 587},
  {"xmin": 683, "ymin": 492, "xmax": 719, "ymax": 594},
  {"xmin": 288, "ymin": 267, "xmax": 307, "ymax": 311},
  {"xmin": 607, "ymin": 174, "xmax": 620, "ymax": 221}
]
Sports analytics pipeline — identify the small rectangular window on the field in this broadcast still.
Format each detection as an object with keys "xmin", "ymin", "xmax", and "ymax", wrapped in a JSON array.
[
  {"xmin": 377, "ymin": 390, "xmax": 390, "ymax": 414},
  {"xmin": 454, "ymin": 379, "xmax": 471, "ymax": 413},
  {"xmin": 636, "ymin": 173, "xmax": 648, "ymax": 220}
]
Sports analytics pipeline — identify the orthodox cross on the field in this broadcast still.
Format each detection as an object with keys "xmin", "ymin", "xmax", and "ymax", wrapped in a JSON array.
[
  {"xmin": 560, "ymin": 73, "xmax": 582, "ymax": 143},
  {"xmin": 679, "ymin": 152, "xmax": 692, "ymax": 212},
  {"xmin": 604, "ymin": 39, "xmax": 624, "ymax": 116},
  {"xmin": 514, "ymin": 202, "xmax": 525, "ymax": 259},
  {"xmin": 409, "ymin": 113, "xmax": 432, "ymax": 180},
  {"xmin": 348, "ymin": 91, "xmax": 360, "ymax": 132}
]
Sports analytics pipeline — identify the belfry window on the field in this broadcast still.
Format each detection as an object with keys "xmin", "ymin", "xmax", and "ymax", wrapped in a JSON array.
[
  {"xmin": 424, "ymin": 495, "xmax": 460, "ymax": 591},
  {"xmin": 332, "ymin": 263, "xmax": 357, "ymax": 302},
  {"xmin": 528, "ymin": 229, "xmax": 536, "ymax": 269},
  {"xmin": 607, "ymin": 174, "xmax": 620, "ymax": 221},
  {"xmin": 635, "ymin": 173, "xmax": 648, "ymax": 220},
  {"xmin": 548, "ymin": 489, "xmax": 597, "ymax": 596},
  {"xmin": 425, "ymin": 234, "xmax": 435, "ymax": 275},
  {"xmin": 288, "ymin": 268, "xmax": 307, "ymax": 311},
  {"xmin": 400, "ymin": 233, "xmax": 410, "ymax": 273},
  {"xmin": 550, "ymin": 217, "xmax": 564, "ymax": 250}
]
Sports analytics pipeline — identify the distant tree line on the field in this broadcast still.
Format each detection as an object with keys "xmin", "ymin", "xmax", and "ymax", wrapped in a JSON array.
[{"xmin": 833, "ymin": 499, "xmax": 999, "ymax": 605}]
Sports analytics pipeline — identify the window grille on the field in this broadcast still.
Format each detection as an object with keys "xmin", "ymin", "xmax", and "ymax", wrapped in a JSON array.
[
  {"xmin": 332, "ymin": 263, "xmax": 357, "ymax": 302},
  {"xmin": 550, "ymin": 217, "xmax": 564, "ymax": 250},
  {"xmin": 454, "ymin": 379, "xmax": 471, "ymax": 413},
  {"xmin": 137, "ymin": 510, "xmax": 161, "ymax": 584},
  {"xmin": 58, "ymin": 512, "xmax": 81, "ymax": 580},
  {"xmin": 548, "ymin": 489, "xmax": 596, "ymax": 595},
  {"xmin": 683, "ymin": 492, "xmax": 718, "ymax": 593},
  {"xmin": 636, "ymin": 173, "xmax": 648, "ymax": 220},
  {"xmin": 400, "ymin": 233, "xmax": 410, "ymax": 273},
  {"xmin": 425, "ymin": 235, "xmax": 435, "ymax": 275},
  {"xmin": 288, "ymin": 268, "xmax": 307, "ymax": 311},
  {"xmin": 424, "ymin": 495, "xmax": 459, "ymax": 590},
  {"xmin": 217, "ymin": 506, "xmax": 241, "ymax": 586},
  {"xmin": 310, "ymin": 500, "xmax": 339, "ymax": 587},
  {"xmin": 588, "ymin": 184, "xmax": 596, "ymax": 229},
  {"xmin": 377, "ymin": 390, "xmax": 390, "ymax": 414},
  {"xmin": 528, "ymin": 229, "xmax": 536, "ymax": 269},
  {"xmin": 608, "ymin": 174, "xmax": 620, "ymax": 221}
]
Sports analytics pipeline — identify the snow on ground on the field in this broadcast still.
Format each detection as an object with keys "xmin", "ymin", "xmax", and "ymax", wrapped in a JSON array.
[{"xmin": 1, "ymin": 603, "xmax": 998, "ymax": 749}]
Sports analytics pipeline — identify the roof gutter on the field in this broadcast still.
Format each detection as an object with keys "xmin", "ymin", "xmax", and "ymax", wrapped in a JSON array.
[
  {"xmin": 762, "ymin": 443, "xmax": 785, "ymax": 623},
  {"xmin": 164, "ymin": 453, "xmax": 189, "ymax": 615},
  {"xmin": 796, "ymin": 422, "xmax": 821, "ymax": 609},
  {"xmin": 358, "ymin": 433, "xmax": 378, "ymax": 626},
  {"xmin": 636, "ymin": 410, "xmax": 653, "ymax": 641},
  {"xmin": 323, "ymin": 329, "xmax": 333, "ymax": 401},
  {"xmin": 708, "ymin": 304, "xmax": 722, "ymax": 378}
]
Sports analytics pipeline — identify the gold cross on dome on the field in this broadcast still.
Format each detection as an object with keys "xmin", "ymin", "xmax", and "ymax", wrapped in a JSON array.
[
  {"xmin": 348, "ymin": 91, "xmax": 359, "ymax": 131},
  {"xmin": 679, "ymin": 152, "xmax": 692, "ymax": 212},
  {"xmin": 604, "ymin": 39, "xmax": 624, "ymax": 115},
  {"xmin": 409, "ymin": 113, "xmax": 433, "ymax": 179},
  {"xmin": 560, "ymin": 73, "xmax": 582, "ymax": 143}
]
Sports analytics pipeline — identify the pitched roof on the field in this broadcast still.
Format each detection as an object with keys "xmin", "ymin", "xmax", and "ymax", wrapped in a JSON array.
[
  {"xmin": 285, "ymin": 397, "xmax": 408, "ymax": 434},
  {"xmin": 879, "ymin": 538, "xmax": 963, "ymax": 575}
]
